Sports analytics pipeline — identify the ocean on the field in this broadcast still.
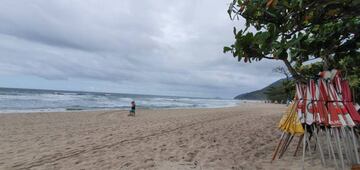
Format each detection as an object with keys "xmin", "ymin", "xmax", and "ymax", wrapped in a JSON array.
[{"xmin": 0, "ymin": 87, "xmax": 241, "ymax": 113}]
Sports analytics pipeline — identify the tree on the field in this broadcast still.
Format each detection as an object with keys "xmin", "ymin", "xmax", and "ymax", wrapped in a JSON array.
[
  {"xmin": 272, "ymin": 66, "xmax": 294, "ymax": 100},
  {"xmin": 224, "ymin": 0, "xmax": 360, "ymax": 102},
  {"xmin": 264, "ymin": 84, "xmax": 287, "ymax": 103},
  {"xmin": 263, "ymin": 67, "xmax": 295, "ymax": 103}
]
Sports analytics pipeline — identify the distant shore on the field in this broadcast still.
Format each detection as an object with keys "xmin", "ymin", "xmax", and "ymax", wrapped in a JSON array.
[{"xmin": 0, "ymin": 103, "xmax": 328, "ymax": 169}]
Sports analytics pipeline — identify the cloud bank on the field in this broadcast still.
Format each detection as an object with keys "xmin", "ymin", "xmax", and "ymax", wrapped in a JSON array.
[{"xmin": 0, "ymin": 0, "xmax": 284, "ymax": 98}]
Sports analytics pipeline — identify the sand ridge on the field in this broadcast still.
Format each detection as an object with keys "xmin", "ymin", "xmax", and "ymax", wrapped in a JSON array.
[{"xmin": 0, "ymin": 103, "xmax": 329, "ymax": 169}]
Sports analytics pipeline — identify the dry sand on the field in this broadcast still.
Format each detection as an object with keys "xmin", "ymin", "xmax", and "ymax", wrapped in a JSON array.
[{"xmin": 0, "ymin": 103, "xmax": 330, "ymax": 170}]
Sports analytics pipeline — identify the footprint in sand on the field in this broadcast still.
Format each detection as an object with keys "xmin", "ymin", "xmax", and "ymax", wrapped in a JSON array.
[
  {"xmin": 168, "ymin": 156, "xmax": 178, "ymax": 162},
  {"xmin": 144, "ymin": 158, "xmax": 154, "ymax": 163},
  {"xmin": 183, "ymin": 151, "xmax": 199, "ymax": 162},
  {"xmin": 116, "ymin": 155, "xmax": 125, "ymax": 159},
  {"xmin": 122, "ymin": 162, "xmax": 131, "ymax": 168}
]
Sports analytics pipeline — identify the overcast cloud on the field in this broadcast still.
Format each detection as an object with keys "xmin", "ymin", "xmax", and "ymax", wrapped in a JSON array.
[{"xmin": 0, "ymin": 0, "xmax": 284, "ymax": 98}]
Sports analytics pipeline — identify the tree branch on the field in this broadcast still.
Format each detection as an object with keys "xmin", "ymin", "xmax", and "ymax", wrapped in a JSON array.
[{"xmin": 281, "ymin": 58, "xmax": 305, "ymax": 82}]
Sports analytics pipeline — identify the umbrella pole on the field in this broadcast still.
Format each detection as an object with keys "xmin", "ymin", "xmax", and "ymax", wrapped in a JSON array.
[
  {"xmin": 325, "ymin": 128, "xmax": 332, "ymax": 160},
  {"xmin": 345, "ymin": 128, "xmax": 356, "ymax": 164},
  {"xmin": 326, "ymin": 127, "xmax": 338, "ymax": 169},
  {"xmin": 351, "ymin": 127, "xmax": 360, "ymax": 164},
  {"xmin": 278, "ymin": 133, "xmax": 291, "ymax": 158},
  {"xmin": 294, "ymin": 134, "xmax": 304, "ymax": 157},
  {"xmin": 302, "ymin": 125, "xmax": 307, "ymax": 170},
  {"xmin": 305, "ymin": 126, "xmax": 313, "ymax": 155},
  {"xmin": 279, "ymin": 134, "xmax": 294, "ymax": 159},
  {"xmin": 271, "ymin": 132, "xmax": 285, "ymax": 162},
  {"xmin": 312, "ymin": 125, "xmax": 325, "ymax": 166},
  {"xmin": 341, "ymin": 127, "xmax": 353, "ymax": 164},
  {"xmin": 334, "ymin": 128, "xmax": 345, "ymax": 170},
  {"xmin": 346, "ymin": 127, "xmax": 357, "ymax": 164},
  {"xmin": 320, "ymin": 128, "xmax": 332, "ymax": 163}
]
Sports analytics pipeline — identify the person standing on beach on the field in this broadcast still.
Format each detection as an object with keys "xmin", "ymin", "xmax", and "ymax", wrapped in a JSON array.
[{"xmin": 129, "ymin": 101, "xmax": 136, "ymax": 116}]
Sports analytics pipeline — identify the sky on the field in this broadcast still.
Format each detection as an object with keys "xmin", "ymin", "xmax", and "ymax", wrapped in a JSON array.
[{"xmin": 0, "ymin": 0, "xmax": 284, "ymax": 98}]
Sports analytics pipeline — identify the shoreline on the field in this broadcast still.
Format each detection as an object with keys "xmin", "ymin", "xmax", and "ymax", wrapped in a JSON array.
[
  {"xmin": 0, "ymin": 100, "xmax": 266, "ymax": 114},
  {"xmin": 0, "ymin": 105, "xmax": 240, "ymax": 114},
  {"xmin": 0, "ymin": 105, "xmax": 243, "ymax": 115},
  {"xmin": 0, "ymin": 103, "xmax": 328, "ymax": 169}
]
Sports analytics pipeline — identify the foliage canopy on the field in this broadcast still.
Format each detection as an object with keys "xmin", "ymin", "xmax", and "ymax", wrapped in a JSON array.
[{"xmin": 224, "ymin": 0, "xmax": 360, "ymax": 101}]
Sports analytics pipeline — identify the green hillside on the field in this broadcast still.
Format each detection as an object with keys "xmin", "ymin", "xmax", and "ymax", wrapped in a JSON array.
[{"xmin": 234, "ymin": 79, "xmax": 287, "ymax": 100}]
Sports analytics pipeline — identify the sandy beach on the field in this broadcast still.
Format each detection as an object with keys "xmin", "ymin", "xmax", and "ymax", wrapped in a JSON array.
[{"xmin": 0, "ymin": 103, "xmax": 328, "ymax": 170}]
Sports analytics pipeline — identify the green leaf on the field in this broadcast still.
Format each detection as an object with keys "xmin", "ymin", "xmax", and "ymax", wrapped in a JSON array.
[
  {"xmin": 264, "ymin": 10, "xmax": 277, "ymax": 18},
  {"xmin": 223, "ymin": 46, "xmax": 232, "ymax": 53},
  {"xmin": 268, "ymin": 23, "xmax": 277, "ymax": 37}
]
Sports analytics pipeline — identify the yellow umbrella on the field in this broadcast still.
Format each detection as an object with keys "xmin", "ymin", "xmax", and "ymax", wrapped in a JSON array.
[{"xmin": 278, "ymin": 100, "xmax": 304, "ymax": 135}]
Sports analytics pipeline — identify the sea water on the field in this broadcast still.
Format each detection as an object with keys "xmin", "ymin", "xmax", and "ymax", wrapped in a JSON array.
[{"xmin": 0, "ymin": 87, "xmax": 241, "ymax": 113}]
